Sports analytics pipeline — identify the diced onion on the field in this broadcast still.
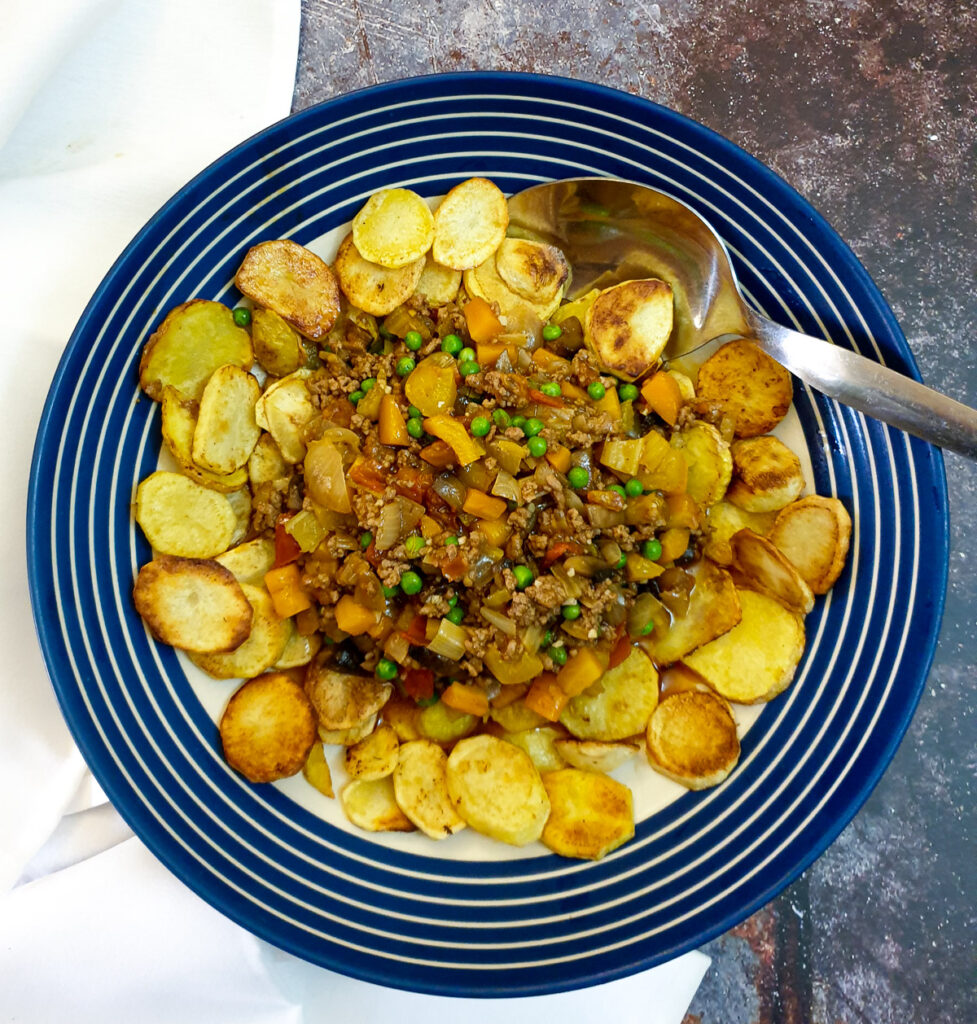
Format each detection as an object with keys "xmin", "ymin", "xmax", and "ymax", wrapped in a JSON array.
[
  {"xmin": 480, "ymin": 607, "xmax": 517, "ymax": 636},
  {"xmin": 432, "ymin": 474, "xmax": 466, "ymax": 510},
  {"xmin": 491, "ymin": 469, "xmax": 521, "ymax": 503},
  {"xmin": 427, "ymin": 618, "xmax": 468, "ymax": 660},
  {"xmin": 374, "ymin": 502, "xmax": 402, "ymax": 551}
]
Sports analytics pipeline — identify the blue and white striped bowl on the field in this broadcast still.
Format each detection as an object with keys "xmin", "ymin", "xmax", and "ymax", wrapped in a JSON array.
[{"xmin": 27, "ymin": 73, "xmax": 948, "ymax": 996}]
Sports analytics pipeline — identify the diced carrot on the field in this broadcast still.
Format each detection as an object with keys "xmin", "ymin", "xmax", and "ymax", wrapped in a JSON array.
[
  {"xmin": 490, "ymin": 683, "xmax": 528, "ymax": 709},
  {"xmin": 401, "ymin": 614, "xmax": 429, "ymax": 646},
  {"xmin": 295, "ymin": 606, "xmax": 320, "ymax": 636},
  {"xmin": 524, "ymin": 672, "xmax": 570, "ymax": 722},
  {"xmin": 348, "ymin": 457, "xmax": 387, "ymax": 493},
  {"xmin": 419, "ymin": 440, "xmax": 457, "ymax": 468},
  {"xmin": 419, "ymin": 515, "xmax": 441, "ymax": 539},
  {"xmin": 476, "ymin": 341, "xmax": 507, "ymax": 367},
  {"xmin": 392, "ymin": 465, "xmax": 431, "ymax": 504},
  {"xmin": 541, "ymin": 541, "xmax": 582, "ymax": 568},
  {"xmin": 477, "ymin": 516, "xmax": 511, "ymax": 547},
  {"xmin": 273, "ymin": 515, "xmax": 302, "ymax": 567},
  {"xmin": 423, "ymin": 415, "xmax": 486, "ymax": 466},
  {"xmin": 556, "ymin": 648, "xmax": 606, "ymax": 697},
  {"xmin": 334, "ymin": 593, "xmax": 379, "ymax": 635},
  {"xmin": 532, "ymin": 349, "xmax": 571, "ymax": 373},
  {"xmin": 545, "ymin": 444, "xmax": 572, "ymax": 474},
  {"xmin": 528, "ymin": 387, "xmax": 564, "ymax": 408},
  {"xmin": 560, "ymin": 381, "xmax": 589, "ymax": 402},
  {"xmin": 440, "ymin": 552, "xmax": 469, "ymax": 581},
  {"xmin": 659, "ymin": 526, "xmax": 692, "ymax": 562},
  {"xmin": 595, "ymin": 386, "xmax": 621, "ymax": 421},
  {"xmin": 264, "ymin": 563, "xmax": 312, "ymax": 618},
  {"xmin": 441, "ymin": 681, "xmax": 490, "ymax": 717},
  {"xmin": 378, "ymin": 393, "xmax": 409, "ymax": 446},
  {"xmin": 463, "ymin": 296, "xmax": 503, "ymax": 343},
  {"xmin": 608, "ymin": 631, "xmax": 633, "ymax": 669},
  {"xmin": 462, "ymin": 489, "xmax": 507, "ymax": 520},
  {"xmin": 641, "ymin": 370, "xmax": 684, "ymax": 426},
  {"xmin": 402, "ymin": 667, "xmax": 435, "ymax": 701}
]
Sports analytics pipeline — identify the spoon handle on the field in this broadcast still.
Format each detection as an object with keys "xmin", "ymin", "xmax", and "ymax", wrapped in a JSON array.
[{"xmin": 747, "ymin": 312, "xmax": 977, "ymax": 459}]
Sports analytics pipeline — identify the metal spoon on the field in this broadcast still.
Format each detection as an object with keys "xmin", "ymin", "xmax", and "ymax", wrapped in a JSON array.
[{"xmin": 507, "ymin": 177, "xmax": 977, "ymax": 459}]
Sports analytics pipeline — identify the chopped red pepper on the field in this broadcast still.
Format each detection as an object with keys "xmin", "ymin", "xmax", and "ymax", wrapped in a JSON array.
[
  {"xmin": 541, "ymin": 541, "xmax": 582, "ymax": 568},
  {"xmin": 392, "ymin": 466, "xmax": 432, "ymax": 505},
  {"xmin": 273, "ymin": 514, "xmax": 302, "ymax": 567},
  {"xmin": 529, "ymin": 388, "xmax": 565, "ymax": 409},
  {"xmin": 402, "ymin": 667, "xmax": 435, "ymax": 702},
  {"xmin": 348, "ymin": 459, "xmax": 387, "ymax": 494},
  {"xmin": 608, "ymin": 629, "xmax": 632, "ymax": 669},
  {"xmin": 401, "ymin": 614, "xmax": 429, "ymax": 646},
  {"xmin": 440, "ymin": 552, "xmax": 469, "ymax": 581}
]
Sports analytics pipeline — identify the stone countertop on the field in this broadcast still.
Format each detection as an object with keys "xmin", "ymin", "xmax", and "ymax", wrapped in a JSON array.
[{"xmin": 292, "ymin": 3, "xmax": 976, "ymax": 1020}]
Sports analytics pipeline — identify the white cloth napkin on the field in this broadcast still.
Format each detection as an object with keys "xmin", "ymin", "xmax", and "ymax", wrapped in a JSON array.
[{"xmin": 0, "ymin": 2, "xmax": 710, "ymax": 1019}]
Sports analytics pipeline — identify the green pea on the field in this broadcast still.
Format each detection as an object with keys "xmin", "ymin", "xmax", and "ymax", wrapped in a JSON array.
[
  {"xmin": 448, "ymin": 594, "xmax": 459, "ymax": 607},
  {"xmin": 408, "ymin": 404, "xmax": 423, "ymax": 419},
  {"xmin": 548, "ymin": 645, "xmax": 568, "ymax": 666},
  {"xmin": 492, "ymin": 408, "xmax": 511, "ymax": 429},
  {"xmin": 376, "ymin": 658, "xmax": 398, "ymax": 681},
  {"xmin": 527, "ymin": 436, "xmax": 548, "ymax": 457},
  {"xmin": 625, "ymin": 478, "xmax": 644, "ymax": 497},
  {"xmin": 619, "ymin": 383, "xmax": 639, "ymax": 402},
  {"xmin": 232, "ymin": 307, "xmax": 251, "ymax": 327},
  {"xmin": 361, "ymin": 377, "xmax": 376, "ymax": 392},
  {"xmin": 539, "ymin": 381, "xmax": 562, "ymax": 397},
  {"xmin": 561, "ymin": 603, "xmax": 582, "ymax": 621},
  {"xmin": 616, "ymin": 553, "xmax": 627, "ymax": 569},
  {"xmin": 400, "ymin": 571, "xmax": 424, "ymax": 595},
  {"xmin": 404, "ymin": 535, "xmax": 427, "ymax": 558},
  {"xmin": 608, "ymin": 484, "xmax": 627, "ymax": 499},
  {"xmin": 381, "ymin": 585, "xmax": 399, "ymax": 599},
  {"xmin": 640, "ymin": 621, "xmax": 655, "ymax": 636},
  {"xmin": 459, "ymin": 360, "xmax": 480, "ymax": 377},
  {"xmin": 441, "ymin": 334, "xmax": 463, "ymax": 356},
  {"xmin": 407, "ymin": 417, "xmax": 424, "ymax": 439},
  {"xmin": 458, "ymin": 346, "xmax": 476, "ymax": 363},
  {"xmin": 446, "ymin": 606, "xmax": 465, "ymax": 626},
  {"xmin": 404, "ymin": 330, "xmax": 423, "ymax": 351},
  {"xmin": 542, "ymin": 323, "xmax": 563, "ymax": 341},
  {"xmin": 511, "ymin": 415, "xmax": 527, "ymax": 431},
  {"xmin": 360, "ymin": 531, "xmax": 373, "ymax": 549},
  {"xmin": 523, "ymin": 417, "xmax": 544, "ymax": 438},
  {"xmin": 512, "ymin": 565, "xmax": 534, "ymax": 590},
  {"xmin": 567, "ymin": 466, "xmax": 589, "ymax": 489},
  {"xmin": 470, "ymin": 416, "xmax": 491, "ymax": 437},
  {"xmin": 396, "ymin": 357, "xmax": 416, "ymax": 377},
  {"xmin": 542, "ymin": 630, "xmax": 554, "ymax": 647},
  {"xmin": 642, "ymin": 538, "xmax": 663, "ymax": 561},
  {"xmin": 444, "ymin": 536, "xmax": 459, "ymax": 547},
  {"xmin": 350, "ymin": 389, "xmax": 365, "ymax": 404},
  {"xmin": 587, "ymin": 381, "xmax": 606, "ymax": 400}
]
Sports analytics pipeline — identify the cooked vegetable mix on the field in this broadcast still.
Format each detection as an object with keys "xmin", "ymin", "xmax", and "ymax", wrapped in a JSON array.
[{"xmin": 130, "ymin": 178, "xmax": 851, "ymax": 860}]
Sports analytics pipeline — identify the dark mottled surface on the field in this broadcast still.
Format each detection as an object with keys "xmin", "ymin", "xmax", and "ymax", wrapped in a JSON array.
[{"xmin": 292, "ymin": 2, "xmax": 976, "ymax": 1020}]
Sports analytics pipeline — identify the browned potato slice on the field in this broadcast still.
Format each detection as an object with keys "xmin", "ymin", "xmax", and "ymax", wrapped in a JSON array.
[
  {"xmin": 189, "ymin": 584, "xmax": 290, "ymax": 679},
  {"xmin": 646, "ymin": 690, "xmax": 740, "ymax": 789},
  {"xmin": 191, "ymin": 364, "xmax": 261, "ymax": 474},
  {"xmin": 341, "ymin": 776, "xmax": 415, "ymax": 833},
  {"xmin": 554, "ymin": 738, "xmax": 640, "ymax": 774},
  {"xmin": 560, "ymin": 648, "xmax": 659, "ymax": 741},
  {"xmin": 225, "ymin": 488, "xmax": 252, "ymax": 547},
  {"xmin": 502, "ymin": 726, "xmax": 568, "ymax": 773},
  {"xmin": 160, "ymin": 387, "xmax": 249, "ymax": 493},
  {"xmin": 334, "ymin": 233, "xmax": 425, "ymax": 317},
  {"xmin": 647, "ymin": 559, "xmax": 742, "ymax": 664},
  {"xmin": 684, "ymin": 589, "xmax": 805, "ymax": 703},
  {"xmin": 727, "ymin": 436, "xmax": 805, "ymax": 513},
  {"xmin": 584, "ymin": 278, "xmax": 673, "ymax": 380},
  {"xmin": 393, "ymin": 739, "xmax": 467, "ymax": 839},
  {"xmin": 695, "ymin": 339, "xmax": 792, "ymax": 438},
  {"xmin": 413, "ymin": 253, "xmax": 462, "ymax": 306},
  {"xmin": 769, "ymin": 495, "xmax": 852, "ymax": 594},
  {"xmin": 381, "ymin": 696, "xmax": 422, "ymax": 742},
  {"xmin": 731, "ymin": 528, "xmax": 815, "ymax": 615},
  {"xmin": 670, "ymin": 421, "xmax": 733, "ymax": 507},
  {"xmin": 235, "ymin": 239, "xmax": 341, "ymax": 340},
  {"xmin": 702, "ymin": 501, "xmax": 777, "ymax": 566},
  {"xmin": 305, "ymin": 654, "xmax": 393, "ymax": 731},
  {"xmin": 219, "ymin": 672, "xmax": 318, "ymax": 783},
  {"xmin": 251, "ymin": 307, "xmax": 305, "ymax": 377},
  {"xmin": 446, "ymin": 734, "xmax": 549, "ymax": 846},
  {"xmin": 541, "ymin": 769, "xmax": 634, "ymax": 860},
  {"xmin": 432, "ymin": 177, "xmax": 509, "ymax": 270},
  {"xmin": 254, "ymin": 370, "xmax": 317, "ymax": 463},
  {"xmin": 352, "ymin": 188, "xmax": 435, "ymax": 268},
  {"xmin": 302, "ymin": 742, "xmax": 334, "ymax": 797},
  {"xmin": 133, "ymin": 555, "xmax": 253, "ymax": 653},
  {"xmin": 139, "ymin": 300, "xmax": 253, "ymax": 402},
  {"xmin": 273, "ymin": 623, "xmax": 322, "ymax": 670},
  {"xmin": 248, "ymin": 433, "xmax": 288, "ymax": 487},
  {"xmin": 318, "ymin": 714, "xmax": 378, "ymax": 746},
  {"xmin": 464, "ymin": 252, "xmax": 562, "ymax": 326},
  {"xmin": 494, "ymin": 238, "xmax": 569, "ymax": 305},
  {"xmin": 134, "ymin": 471, "xmax": 237, "ymax": 558},
  {"xmin": 216, "ymin": 537, "xmax": 275, "ymax": 585},
  {"xmin": 344, "ymin": 723, "xmax": 400, "ymax": 780}
]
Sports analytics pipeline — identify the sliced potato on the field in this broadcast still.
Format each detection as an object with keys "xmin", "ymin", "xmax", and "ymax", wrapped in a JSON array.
[
  {"xmin": 225, "ymin": 488, "xmax": 252, "ymax": 547},
  {"xmin": 432, "ymin": 177, "xmax": 508, "ymax": 270},
  {"xmin": 495, "ymin": 238, "xmax": 569, "ymax": 305},
  {"xmin": 134, "ymin": 471, "xmax": 237, "ymax": 558},
  {"xmin": 318, "ymin": 714, "xmax": 378, "ymax": 746},
  {"xmin": 646, "ymin": 690, "xmax": 740, "ymax": 789},
  {"xmin": 302, "ymin": 742, "xmax": 334, "ymax": 798},
  {"xmin": 216, "ymin": 536, "xmax": 276, "ymax": 585},
  {"xmin": 334, "ymin": 233, "xmax": 426, "ymax": 317},
  {"xmin": 413, "ymin": 253, "xmax": 462, "ymax": 306},
  {"xmin": 695, "ymin": 339, "xmax": 792, "ymax": 438},
  {"xmin": 344, "ymin": 723, "xmax": 400, "ymax": 780},
  {"xmin": 190, "ymin": 583, "xmax": 289, "ymax": 679},
  {"xmin": 769, "ymin": 495, "xmax": 852, "ymax": 594},
  {"xmin": 584, "ymin": 278, "xmax": 673, "ymax": 380},
  {"xmin": 464, "ymin": 252, "xmax": 562, "ymax": 325},
  {"xmin": 305, "ymin": 655, "xmax": 393, "ymax": 730},
  {"xmin": 219, "ymin": 672, "xmax": 318, "ymax": 783},
  {"xmin": 393, "ymin": 739, "xmax": 467, "ymax": 839},
  {"xmin": 251, "ymin": 307, "xmax": 305, "ymax": 377},
  {"xmin": 670, "ymin": 421, "xmax": 733, "ymax": 508},
  {"xmin": 352, "ymin": 187, "xmax": 435, "ymax": 268},
  {"xmin": 647, "ymin": 559, "xmax": 742, "ymax": 664},
  {"xmin": 684, "ymin": 589, "xmax": 805, "ymax": 703},
  {"xmin": 341, "ymin": 776, "xmax": 415, "ymax": 832},
  {"xmin": 274, "ymin": 623, "xmax": 322, "ymax": 670},
  {"xmin": 731, "ymin": 528, "xmax": 815, "ymax": 615},
  {"xmin": 160, "ymin": 387, "xmax": 249, "ymax": 493},
  {"xmin": 381, "ymin": 695, "xmax": 422, "ymax": 742},
  {"xmin": 554, "ymin": 738, "xmax": 640, "ymax": 774},
  {"xmin": 502, "ymin": 726, "xmax": 568, "ymax": 773},
  {"xmin": 541, "ymin": 769, "xmax": 634, "ymax": 860},
  {"xmin": 727, "ymin": 435, "xmax": 805, "ymax": 513},
  {"xmin": 248, "ymin": 433, "xmax": 288, "ymax": 487},
  {"xmin": 139, "ymin": 300, "xmax": 253, "ymax": 402},
  {"xmin": 254, "ymin": 369, "xmax": 316, "ymax": 463},
  {"xmin": 445, "ymin": 734, "xmax": 549, "ymax": 847},
  {"xmin": 560, "ymin": 647, "xmax": 659, "ymax": 741},
  {"xmin": 133, "ymin": 555, "xmax": 253, "ymax": 653},
  {"xmin": 489, "ymin": 698, "xmax": 548, "ymax": 734},
  {"xmin": 702, "ymin": 501, "xmax": 777, "ymax": 566},
  {"xmin": 417, "ymin": 700, "xmax": 479, "ymax": 745},
  {"xmin": 191, "ymin": 364, "xmax": 262, "ymax": 474},
  {"xmin": 235, "ymin": 239, "xmax": 341, "ymax": 340}
]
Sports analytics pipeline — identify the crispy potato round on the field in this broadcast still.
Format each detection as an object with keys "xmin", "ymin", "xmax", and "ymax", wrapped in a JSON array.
[
  {"xmin": 302, "ymin": 742, "xmax": 334, "ymax": 798},
  {"xmin": 731, "ymin": 528, "xmax": 815, "ymax": 615},
  {"xmin": 192, "ymin": 364, "xmax": 261, "ymax": 475},
  {"xmin": 334, "ymin": 233, "xmax": 426, "ymax": 316},
  {"xmin": 251, "ymin": 307, "xmax": 305, "ymax": 377},
  {"xmin": 345, "ymin": 723, "xmax": 400, "ymax": 781},
  {"xmin": 669, "ymin": 421, "xmax": 733, "ymax": 508},
  {"xmin": 646, "ymin": 690, "xmax": 740, "ymax": 789},
  {"xmin": 341, "ymin": 776, "xmax": 415, "ymax": 833},
  {"xmin": 134, "ymin": 471, "xmax": 237, "ymax": 558},
  {"xmin": 160, "ymin": 387, "xmax": 249, "ymax": 493},
  {"xmin": 133, "ymin": 555, "xmax": 253, "ymax": 653},
  {"xmin": 769, "ymin": 495, "xmax": 852, "ymax": 594},
  {"xmin": 274, "ymin": 624, "xmax": 322, "ymax": 670},
  {"xmin": 215, "ymin": 537, "xmax": 276, "ymax": 585},
  {"xmin": 220, "ymin": 672, "xmax": 318, "ymax": 783},
  {"xmin": 553, "ymin": 738, "xmax": 640, "ymax": 774},
  {"xmin": 502, "ymin": 726, "xmax": 568, "ymax": 774},
  {"xmin": 352, "ymin": 187, "xmax": 435, "ymax": 268},
  {"xmin": 235, "ymin": 239, "xmax": 341, "ymax": 340},
  {"xmin": 684, "ymin": 589, "xmax": 806, "ymax": 703},
  {"xmin": 189, "ymin": 584, "xmax": 289, "ymax": 679},
  {"xmin": 495, "ymin": 238, "xmax": 569, "ymax": 305},
  {"xmin": 393, "ymin": 739, "xmax": 467, "ymax": 839},
  {"xmin": 413, "ymin": 254, "xmax": 462, "ymax": 306},
  {"xmin": 727, "ymin": 435, "xmax": 805, "ymax": 513},
  {"xmin": 702, "ymin": 501, "xmax": 777, "ymax": 566},
  {"xmin": 318, "ymin": 714, "xmax": 378, "ymax": 747},
  {"xmin": 541, "ymin": 769, "xmax": 634, "ymax": 860},
  {"xmin": 560, "ymin": 648, "xmax": 659, "ymax": 741},
  {"xmin": 446, "ymin": 734, "xmax": 549, "ymax": 847},
  {"xmin": 432, "ymin": 177, "xmax": 509, "ymax": 270},
  {"xmin": 305, "ymin": 654, "xmax": 393, "ymax": 730},
  {"xmin": 253, "ymin": 370, "xmax": 317, "ymax": 464},
  {"xmin": 584, "ymin": 278, "xmax": 674, "ymax": 380},
  {"xmin": 463, "ymin": 253, "xmax": 560, "ymax": 327},
  {"xmin": 695, "ymin": 339, "xmax": 792, "ymax": 438}
]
